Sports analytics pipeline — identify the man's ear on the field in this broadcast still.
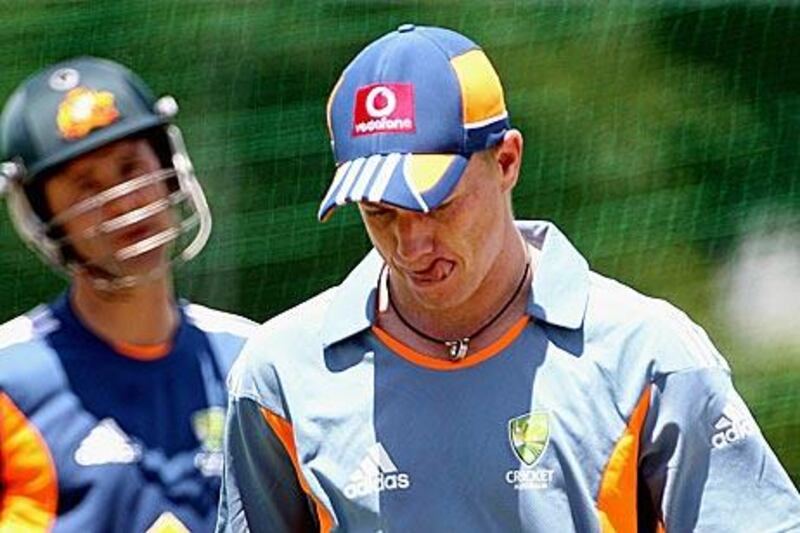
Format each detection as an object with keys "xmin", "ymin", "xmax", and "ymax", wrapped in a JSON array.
[{"xmin": 495, "ymin": 129, "xmax": 523, "ymax": 192}]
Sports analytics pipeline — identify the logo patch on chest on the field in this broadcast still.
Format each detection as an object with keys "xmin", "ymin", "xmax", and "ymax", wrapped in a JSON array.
[
  {"xmin": 509, "ymin": 411, "xmax": 549, "ymax": 465},
  {"xmin": 74, "ymin": 418, "xmax": 141, "ymax": 466},
  {"xmin": 506, "ymin": 411, "xmax": 554, "ymax": 490},
  {"xmin": 192, "ymin": 406, "xmax": 225, "ymax": 452},
  {"xmin": 192, "ymin": 406, "xmax": 226, "ymax": 477}
]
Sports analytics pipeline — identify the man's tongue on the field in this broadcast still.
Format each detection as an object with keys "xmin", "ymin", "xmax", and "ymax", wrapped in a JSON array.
[{"xmin": 410, "ymin": 259, "xmax": 453, "ymax": 283}]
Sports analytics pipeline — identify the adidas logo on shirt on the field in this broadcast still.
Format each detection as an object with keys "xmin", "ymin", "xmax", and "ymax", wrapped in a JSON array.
[
  {"xmin": 711, "ymin": 400, "xmax": 755, "ymax": 449},
  {"xmin": 74, "ymin": 418, "xmax": 142, "ymax": 466},
  {"xmin": 343, "ymin": 442, "xmax": 411, "ymax": 499}
]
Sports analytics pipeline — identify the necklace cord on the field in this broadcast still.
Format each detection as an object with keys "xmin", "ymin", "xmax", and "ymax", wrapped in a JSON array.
[{"xmin": 386, "ymin": 260, "xmax": 530, "ymax": 357}]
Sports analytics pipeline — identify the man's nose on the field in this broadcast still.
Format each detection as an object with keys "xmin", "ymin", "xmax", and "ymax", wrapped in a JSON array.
[
  {"xmin": 394, "ymin": 211, "xmax": 435, "ymax": 263},
  {"xmin": 103, "ymin": 174, "xmax": 157, "ymax": 219}
]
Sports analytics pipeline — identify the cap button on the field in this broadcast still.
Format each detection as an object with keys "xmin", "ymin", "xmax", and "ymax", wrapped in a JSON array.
[{"xmin": 397, "ymin": 23, "xmax": 415, "ymax": 33}]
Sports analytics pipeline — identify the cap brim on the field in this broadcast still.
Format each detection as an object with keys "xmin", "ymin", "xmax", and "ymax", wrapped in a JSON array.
[{"xmin": 318, "ymin": 152, "xmax": 469, "ymax": 221}]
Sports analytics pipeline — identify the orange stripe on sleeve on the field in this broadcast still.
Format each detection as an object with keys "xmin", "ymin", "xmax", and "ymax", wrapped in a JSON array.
[
  {"xmin": 0, "ymin": 392, "xmax": 58, "ymax": 532},
  {"xmin": 596, "ymin": 386, "xmax": 652, "ymax": 533},
  {"xmin": 260, "ymin": 408, "xmax": 333, "ymax": 533}
]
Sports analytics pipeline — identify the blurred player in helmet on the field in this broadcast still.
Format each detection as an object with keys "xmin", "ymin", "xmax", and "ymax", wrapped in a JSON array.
[
  {"xmin": 0, "ymin": 57, "xmax": 256, "ymax": 532},
  {"xmin": 216, "ymin": 25, "xmax": 800, "ymax": 532}
]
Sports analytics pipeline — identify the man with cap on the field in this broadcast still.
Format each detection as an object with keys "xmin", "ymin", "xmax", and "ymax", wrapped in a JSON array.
[
  {"xmin": 217, "ymin": 25, "xmax": 800, "ymax": 532},
  {"xmin": 0, "ymin": 57, "xmax": 256, "ymax": 531}
]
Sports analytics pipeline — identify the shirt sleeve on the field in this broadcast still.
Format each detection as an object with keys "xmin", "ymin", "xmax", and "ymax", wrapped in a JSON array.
[
  {"xmin": 216, "ymin": 394, "xmax": 318, "ymax": 533},
  {"xmin": 639, "ymin": 367, "xmax": 800, "ymax": 532},
  {"xmin": 0, "ymin": 392, "xmax": 57, "ymax": 532}
]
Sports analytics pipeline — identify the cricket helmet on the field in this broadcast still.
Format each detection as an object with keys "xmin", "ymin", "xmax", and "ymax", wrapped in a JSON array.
[{"xmin": 0, "ymin": 56, "xmax": 211, "ymax": 289}]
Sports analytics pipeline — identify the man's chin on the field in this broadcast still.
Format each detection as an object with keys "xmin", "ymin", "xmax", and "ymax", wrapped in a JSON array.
[
  {"xmin": 91, "ymin": 248, "xmax": 170, "ymax": 281},
  {"xmin": 402, "ymin": 273, "xmax": 464, "ymax": 310}
]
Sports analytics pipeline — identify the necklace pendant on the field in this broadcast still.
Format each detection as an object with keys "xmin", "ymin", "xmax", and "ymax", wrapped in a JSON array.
[{"xmin": 445, "ymin": 338, "xmax": 470, "ymax": 361}]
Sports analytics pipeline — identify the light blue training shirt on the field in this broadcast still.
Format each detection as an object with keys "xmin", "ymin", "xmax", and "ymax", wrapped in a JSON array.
[{"xmin": 217, "ymin": 221, "xmax": 800, "ymax": 533}]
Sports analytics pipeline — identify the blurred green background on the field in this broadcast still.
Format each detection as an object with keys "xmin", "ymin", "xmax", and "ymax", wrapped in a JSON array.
[{"xmin": 1, "ymin": 1, "xmax": 798, "ymax": 485}]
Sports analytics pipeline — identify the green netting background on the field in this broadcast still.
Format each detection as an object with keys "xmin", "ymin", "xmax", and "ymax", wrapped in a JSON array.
[{"xmin": 1, "ymin": 1, "xmax": 798, "ymax": 485}]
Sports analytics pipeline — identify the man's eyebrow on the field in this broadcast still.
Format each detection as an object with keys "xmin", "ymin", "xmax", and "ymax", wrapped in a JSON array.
[
  {"xmin": 116, "ymin": 151, "xmax": 140, "ymax": 164},
  {"xmin": 59, "ymin": 167, "xmax": 91, "ymax": 186}
]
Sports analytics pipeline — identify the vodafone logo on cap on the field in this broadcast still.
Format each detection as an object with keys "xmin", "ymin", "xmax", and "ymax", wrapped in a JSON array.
[{"xmin": 352, "ymin": 83, "xmax": 415, "ymax": 136}]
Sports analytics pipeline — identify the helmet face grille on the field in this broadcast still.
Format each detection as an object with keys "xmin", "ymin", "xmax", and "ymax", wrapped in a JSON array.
[
  {"xmin": 6, "ymin": 126, "xmax": 211, "ymax": 290},
  {"xmin": 1, "ymin": 58, "xmax": 209, "ymax": 289}
]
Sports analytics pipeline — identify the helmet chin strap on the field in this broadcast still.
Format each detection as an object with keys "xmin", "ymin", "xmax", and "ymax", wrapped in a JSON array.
[{"xmin": 72, "ymin": 261, "xmax": 172, "ymax": 292}]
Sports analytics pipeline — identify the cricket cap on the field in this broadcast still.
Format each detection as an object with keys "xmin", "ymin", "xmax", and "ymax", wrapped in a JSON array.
[{"xmin": 318, "ymin": 24, "xmax": 509, "ymax": 221}]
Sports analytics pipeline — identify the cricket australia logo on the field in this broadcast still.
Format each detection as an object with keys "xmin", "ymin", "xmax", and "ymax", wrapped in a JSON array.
[
  {"xmin": 344, "ymin": 442, "xmax": 411, "ymax": 499},
  {"xmin": 192, "ymin": 406, "xmax": 226, "ymax": 477},
  {"xmin": 505, "ymin": 411, "xmax": 554, "ymax": 490}
]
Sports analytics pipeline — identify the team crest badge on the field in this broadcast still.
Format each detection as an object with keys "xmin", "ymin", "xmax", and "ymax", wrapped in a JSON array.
[
  {"xmin": 192, "ymin": 407, "xmax": 225, "ymax": 477},
  {"xmin": 192, "ymin": 406, "xmax": 225, "ymax": 452},
  {"xmin": 508, "ymin": 411, "xmax": 550, "ymax": 466},
  {"xmin": 56, "ymin": 87, "xmax": 120, "ymax": 140}
]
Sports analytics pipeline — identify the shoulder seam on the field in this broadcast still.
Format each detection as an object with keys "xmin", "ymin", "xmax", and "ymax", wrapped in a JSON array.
[
  {"xmin": 184, "ymin": 304, "xmax": 258, "ymax": 337},
  {"xmin": 653, "ymin": 302, "xmax": 727, "ymax": 370},
  {"xmin": 229, "ymin": 391, "xmax": 286, "ymax": 419},
  {"xmin": 0, "ymin": 305, "xmax": 60, "ymax": 351}
]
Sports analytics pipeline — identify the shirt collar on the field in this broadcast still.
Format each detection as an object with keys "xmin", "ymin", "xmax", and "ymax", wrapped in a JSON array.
[
  {"xmin": 320, "ymin": 220, "xmax": 590, "ymax": 347},
  {"xmin": 518, "ymin": 221, "xmax": 589, "ymax": 330},
  {"xmin": 320, "ymin": 248, "xmax": 383, "ymax": 348}
]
